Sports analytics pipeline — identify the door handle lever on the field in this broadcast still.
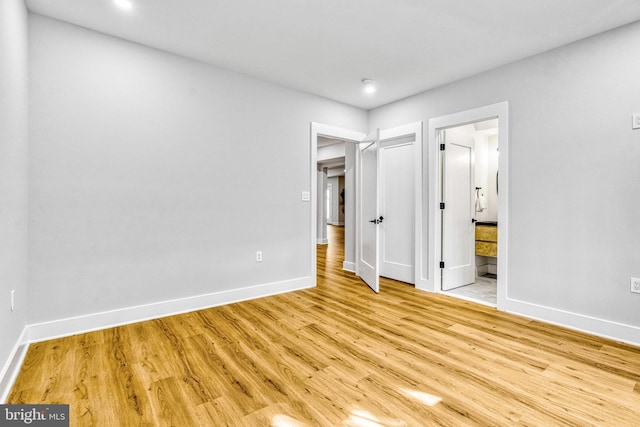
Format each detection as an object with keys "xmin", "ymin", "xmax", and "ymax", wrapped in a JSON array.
[{"xmin": 369, "ymin": 216, "xmax": 384, "ymax": 224}]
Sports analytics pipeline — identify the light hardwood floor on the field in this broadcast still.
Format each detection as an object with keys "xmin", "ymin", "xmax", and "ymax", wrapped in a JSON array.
[{"xmin": 8, "ymin": 225, "xmax": 640, "ymax": 426}]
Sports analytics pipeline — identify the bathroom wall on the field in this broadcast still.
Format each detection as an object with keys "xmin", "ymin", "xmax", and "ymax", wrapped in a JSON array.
[
  {"xmin": 474, "ymin": 133, "xmax": 498, "ymax": 276},
  {"xmin": 474, "ymin": 134, "xmax": 498, "ymax": 222},
  {"xmin": 473, "ymin": 131, "xmax": 498, "ymax": 276}
]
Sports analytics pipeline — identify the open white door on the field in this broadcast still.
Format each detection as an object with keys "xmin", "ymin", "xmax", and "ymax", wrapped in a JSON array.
[
  {"xmin": 357, "ymin": 129, "xmax": 381, "ymax": 293},
  {"xmin": 441, "ymin": 129, "xmax": 475, "ymax": 291}
]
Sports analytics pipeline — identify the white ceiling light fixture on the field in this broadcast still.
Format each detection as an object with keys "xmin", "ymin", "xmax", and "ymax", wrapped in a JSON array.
[
  {"xmin": 114, "ymin": 0, "xmax": 133, "ymax": 11},
  {"xmin": 362, "ymin": 79, "xmax": 376, "ymax": 94}
]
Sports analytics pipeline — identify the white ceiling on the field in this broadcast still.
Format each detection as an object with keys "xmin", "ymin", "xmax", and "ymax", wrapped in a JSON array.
[{"xmin": 25, "ymin": 0, "xmax": 640, "ymax": 109}]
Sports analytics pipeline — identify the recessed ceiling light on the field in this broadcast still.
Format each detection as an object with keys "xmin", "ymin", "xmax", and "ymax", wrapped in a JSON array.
[
  {"xmin": 362, "ymin": 79, "xmax": 376, "ymax": 94},
  {"xmin": 114, "ymin": 0, "xmax": 133, "ymax": 10}
]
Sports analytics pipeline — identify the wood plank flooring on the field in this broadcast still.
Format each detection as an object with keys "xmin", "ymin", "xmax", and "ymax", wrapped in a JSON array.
[{"xmin": 8, "ymin": 225, "xmax": 640, "ymax": 426}]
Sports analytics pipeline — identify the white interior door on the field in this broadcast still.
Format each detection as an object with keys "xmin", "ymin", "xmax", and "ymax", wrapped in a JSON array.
[
  {"xmin": 379, "ymin": 139, "xmax": 415, "ymax": 284},
  {"xmin": 441, "ymin": 129, "xmax": 475, "ymax": 291},
  {"xmin": 357, "ymin": 130, "xmax": 381, "ymax": 293}
]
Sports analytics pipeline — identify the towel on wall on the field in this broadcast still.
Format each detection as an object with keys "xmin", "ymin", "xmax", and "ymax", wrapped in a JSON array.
[{"xmin": 476, "ymin": 195, "xmax": 487, "ymax": 213}]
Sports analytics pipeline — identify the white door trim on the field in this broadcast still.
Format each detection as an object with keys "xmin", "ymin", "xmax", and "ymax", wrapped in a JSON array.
[
  {"xmin": 427, "ymin": 102, "xmax": 509, "ymax": 309},
  {"xmin": 310, "ymin": 123, "xmax": 366, "ymax": 286}
]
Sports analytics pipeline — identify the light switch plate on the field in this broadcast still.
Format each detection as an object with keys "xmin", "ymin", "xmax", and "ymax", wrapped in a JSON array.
[
  {"xmin": 632, "ymin": 113, "xmax": 640, "ymax": 130},
  {"xmin": 301, "ymin": 191, "xmax": 310, "ymax": 201}
]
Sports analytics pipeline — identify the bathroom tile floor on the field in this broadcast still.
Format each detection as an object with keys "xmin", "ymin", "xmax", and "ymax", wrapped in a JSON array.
[{"xmin": 446, "ymin": 274, "xmax": 497, "ymax": 306}]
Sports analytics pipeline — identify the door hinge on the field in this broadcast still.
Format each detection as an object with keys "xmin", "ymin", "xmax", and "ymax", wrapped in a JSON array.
[
  {"xmin": 440, "ymin": 143, "xmax": 445, "ymax": 151},
  {"xmin": 439, "ymin": 261, "xmax": 445, "ymax": 269},
  {"xmin": 440, "ymin": 202, "xmax": 445, "ymax": 210}
]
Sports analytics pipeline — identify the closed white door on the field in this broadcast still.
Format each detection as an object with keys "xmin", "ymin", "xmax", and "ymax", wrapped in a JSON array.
[
  {"xmin": 357, "ymin": 130, "xmax": 381, "ymax": 293},
  {"xmin": 379, "ymin": 140, "xmax": 415, "ymax": 284},
  {"xmin": 441, "ymin": 129, "xmax": 475, "ymax": 291}
]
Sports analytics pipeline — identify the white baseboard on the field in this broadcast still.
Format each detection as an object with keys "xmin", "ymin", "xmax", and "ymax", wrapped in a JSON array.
[
  {"xmin": 505, "ymin": 297, "xmax": 640, "ymax": 347},
  {"xmin": 26, "ymin": 276, "xmax": 313, "ymax": 344},
  {"xmin": 1, "ymin": 328, "xmax": 29, "ymax": 403},
  {"xmin": 343, "ymin": 261, "xmax": 355, "ymax": 273},
  {"xmin": 317, "ymin": 238, "xmax": 328, "ymax": 245}
]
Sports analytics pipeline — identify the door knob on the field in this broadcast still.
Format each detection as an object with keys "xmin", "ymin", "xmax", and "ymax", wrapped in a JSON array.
[{"xmin": 369, "ymin": 216, "xmax": 384, "ymax": 224}]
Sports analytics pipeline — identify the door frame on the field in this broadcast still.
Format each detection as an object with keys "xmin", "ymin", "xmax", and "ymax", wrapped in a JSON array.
[
  {"xmin": 310, "ymin": 123, "xmax": 366, "ymax": 286},
  {"xmin": 426, "ymin": 102, "xmax": 509, "ymax": 309}
]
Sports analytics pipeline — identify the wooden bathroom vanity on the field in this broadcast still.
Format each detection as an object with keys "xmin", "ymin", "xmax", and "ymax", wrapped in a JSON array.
[{"xmin": 475, "ymin": 222, "xmax": 498, "ymax": 257}]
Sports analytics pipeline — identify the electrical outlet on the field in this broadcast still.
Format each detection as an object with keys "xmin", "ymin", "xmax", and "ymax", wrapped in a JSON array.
[
  {"xmin": 256, "ymin": 251, "xmax": 263, "ymax": 262},
  {"xmin": 11, "ymin": 290, "xmax": 15, "ymax": 311},
  {"xmin": 631, "ymin": 278, "xmax": 640, "ymax": 294}
]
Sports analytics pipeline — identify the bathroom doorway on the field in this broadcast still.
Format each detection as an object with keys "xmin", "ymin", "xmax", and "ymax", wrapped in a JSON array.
[
  {"xmin": 427, "ymin": 101, "xmax": 508, "ymax": 309},
  {"xmin": 439, "ymin": 119, "xmax": 499, "ymax": 306}
]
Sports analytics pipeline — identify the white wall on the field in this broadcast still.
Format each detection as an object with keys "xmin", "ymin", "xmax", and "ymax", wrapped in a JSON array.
[
  {"xmin": 327, "ymin": 176, "xmax": 344, "ymax": 226},
  {"xmin": 0, "ymin": 0, "xmax": 30, "ymax": 398},
  {"xmin": 338, "ymin": 176, "xmax": 345, "ymax": 225},
  {"xmin": 474, "ymin": 134, "xmax": 489, "ymax": 221},
  {"xmin": 27, "ymin": 14, "xmax": 366, "ymax": 326},
  {"xmin": 316, "ymin": 166, "xmax": 328, "ymax": 244},
  {"xmin": 474, "ymin": 134, "xmax": 498, "ymax": 222},
  {"xmin": 317, "ymin": 143, "xmax": 345, "ymax": 163},
  {"xmin": 369, "ymin": 21, "xmax": 640, "ymax": 342},
  {"xmin": 327, "ymin": 177, "xmax": 337, "ymax": 224},
  {"xmin": 343, "ymin": 143, "xmax": 357, "ymax": 272},
  {"xmin": 486, "ymin": 134, "xmax": 498, "ymax": 222}
]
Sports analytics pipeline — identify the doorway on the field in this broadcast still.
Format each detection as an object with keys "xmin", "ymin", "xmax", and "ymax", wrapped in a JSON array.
[
  {"xmin": 317, "ymin": 138, "xmax": 349, "ymax": 251},
  {"xmin": 310, "ymin": 123, "xmax": 366, "ymax": 286},
  {"xmin": 427, "ymin": 102, "xmax": 509, "ymax": 309},
  {"xmin": 311, "ymin": 122, "xmax": 422, "ymax": 294},
  {"xmin": 355, "ymin": 123, "xmax": 422, "ymax": 293},
  {"xmin": 440, "ymin": 120, "xmax": 499, "ymax": 306}
]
